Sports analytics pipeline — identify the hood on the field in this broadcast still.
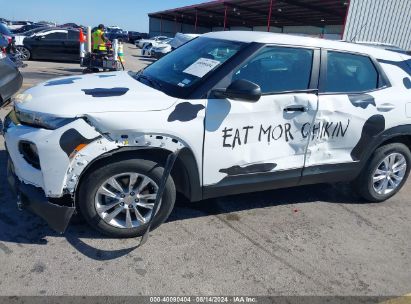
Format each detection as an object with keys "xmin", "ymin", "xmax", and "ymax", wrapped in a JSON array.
[{"xmin": 14, "ymin": 71, "xmax": 178, "ymax": 117}]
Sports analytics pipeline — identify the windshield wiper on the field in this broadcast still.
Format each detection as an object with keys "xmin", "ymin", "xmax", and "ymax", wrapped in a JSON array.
[{"xmin": 137, "ymin": 74, "xmax": 164, "ymax": 91}]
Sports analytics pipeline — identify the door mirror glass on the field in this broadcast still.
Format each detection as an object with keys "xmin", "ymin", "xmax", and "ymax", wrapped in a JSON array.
[{"xmin": 212, "ymin": 79, "xmax": 262, "ymax": 102}]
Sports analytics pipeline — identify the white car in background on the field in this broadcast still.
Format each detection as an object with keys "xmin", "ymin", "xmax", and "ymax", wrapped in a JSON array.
[
  {"xmin": 140, "ymin": 38, "xmax": 172, "ymax": 57},
  {"xmin": 136, "ymin": 36, "xmax": 169, "ymax": 49},
  {"xmin": 152, "ymin": 33, "xmax": 200, "ymax": 59},
  {"xmin": 7, "ymin": 21, "xmax": 33, "ymax": 31}
]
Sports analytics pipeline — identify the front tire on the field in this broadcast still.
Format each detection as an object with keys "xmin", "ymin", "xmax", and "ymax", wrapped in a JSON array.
[
  {"xmin": 15, "ymin": 46, "xmax": 31, "ymax": 61},
  {"xmin": 354, "ymin": 143, "xmax": 411, "ymax": 202},
  {"xmin": 78, "ymin": 157, "xmax": 176, "ymax": 238}
]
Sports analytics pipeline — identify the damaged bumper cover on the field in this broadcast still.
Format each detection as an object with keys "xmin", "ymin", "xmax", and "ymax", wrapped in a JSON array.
[{"xmin": 7, "ymin": 157, "xmax": 75, "ymax": 233}]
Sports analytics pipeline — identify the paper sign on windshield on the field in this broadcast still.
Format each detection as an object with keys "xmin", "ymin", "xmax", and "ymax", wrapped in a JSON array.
[{"xmin": 183, "ymin": 58, "xmax": 221, "ymax": 78}]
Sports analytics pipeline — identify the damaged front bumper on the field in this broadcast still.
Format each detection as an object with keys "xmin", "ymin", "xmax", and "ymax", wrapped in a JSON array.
[
  {"xmin": 2, "ymin": 112, "xmax": 103, "ymax": 233},
  {"xmin": 7, "ymin": 156, "xmax": 75, "ymax": 233}
]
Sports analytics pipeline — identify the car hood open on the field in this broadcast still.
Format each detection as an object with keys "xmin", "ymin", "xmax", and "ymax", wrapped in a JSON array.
[{"xmin": 14, "ymin": 71, "xmax": 178, "ymax": 117}]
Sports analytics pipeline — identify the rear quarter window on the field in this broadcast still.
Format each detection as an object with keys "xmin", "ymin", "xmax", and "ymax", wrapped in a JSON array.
[{"xmin": 324, "ymin": 51, "xmax": 382, "ymax": 93}]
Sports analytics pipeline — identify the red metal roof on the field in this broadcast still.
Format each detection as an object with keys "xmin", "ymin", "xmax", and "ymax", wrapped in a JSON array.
[{"xmin": 149, "ymin": 0, "xmax": 349, "ymax": 29}]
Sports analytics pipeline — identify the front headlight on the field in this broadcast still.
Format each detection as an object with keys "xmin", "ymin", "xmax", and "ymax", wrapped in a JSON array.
[{"xmin": 15, "ymin": 108, "xmax": 76, "ymax": 130}]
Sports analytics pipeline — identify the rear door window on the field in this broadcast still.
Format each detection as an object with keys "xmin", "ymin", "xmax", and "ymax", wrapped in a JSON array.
[
  {"xmin": 324, "ymin": 51, "xmax": 380, "ymax": 93},
  {"xmin": 43, "ymin": 31, "xmax": 67, "ymax": 40},
  {"xmin": 68, "ymin": 30, "xmax": 79, "ymax": 40}
]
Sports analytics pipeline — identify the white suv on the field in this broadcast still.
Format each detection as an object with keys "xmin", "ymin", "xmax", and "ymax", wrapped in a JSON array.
[
  {"xmin": 3, "ymin": 31, "xmax": 411, "ymax": 237},
  {"xmin": 136, "ymin": 36, "xmax": 169, "ymax": 49}
]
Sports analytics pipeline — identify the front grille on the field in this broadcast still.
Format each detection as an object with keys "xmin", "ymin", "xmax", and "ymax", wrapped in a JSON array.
[{"xmin": 18, "ymin": 141, "xmax": 40, "ymax": 169}]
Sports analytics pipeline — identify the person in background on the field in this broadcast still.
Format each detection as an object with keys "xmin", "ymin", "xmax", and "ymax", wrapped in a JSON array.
[{"xmin": 92, "ymin": 24, "xmax": 108, "ymax": 52}]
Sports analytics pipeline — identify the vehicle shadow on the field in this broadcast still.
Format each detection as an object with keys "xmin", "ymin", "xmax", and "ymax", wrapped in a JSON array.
[
  {"xmin": 131, "ymin": 55, "xmax": 156, "ymax": 63},
  {"xmin": 21, "ymin": 71, "xmax": 78, "ymax": 82},
  {"xmin": 0, "ymin": 149, "xmax": 365, "ymax": 261},
  {"xmin": 54, "ymin": 67, "xmax": 85, "ymax": 73},
  {"xmin": 28, "ymin": 59, "xmax": 80, "ymax": 64}
]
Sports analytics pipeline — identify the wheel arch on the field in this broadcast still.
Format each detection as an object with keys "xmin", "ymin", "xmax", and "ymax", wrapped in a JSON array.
[
  {"xmin": 74, "ymin": 146, "xmax": 202, "ymax": 206},
  {"xmin": 360, "ymin": 125, "xmax": 411, "ymax": 170}
]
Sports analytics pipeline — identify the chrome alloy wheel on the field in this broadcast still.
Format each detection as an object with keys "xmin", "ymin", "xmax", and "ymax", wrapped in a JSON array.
[
  {"xmin": 15, "ymin": 46, "xmax": 30, "ymax": 60},
  {"xmin": 372, "ymin": 153, "xmax": 407, "ymax": 196},
  {"xmin": 95, "ymin": 172, "xmax": 159, "ymax": 229}
]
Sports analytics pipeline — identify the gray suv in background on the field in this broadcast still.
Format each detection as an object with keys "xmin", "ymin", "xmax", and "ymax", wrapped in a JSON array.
[{"xmin": 0, "ymin": 36, "xmax": 22, "ymax": 106}]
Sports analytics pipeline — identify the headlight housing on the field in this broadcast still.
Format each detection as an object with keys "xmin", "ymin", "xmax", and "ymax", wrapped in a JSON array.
[{"xmin": 14, "ymin": 108, "xmax": 76, "ymax": 130}]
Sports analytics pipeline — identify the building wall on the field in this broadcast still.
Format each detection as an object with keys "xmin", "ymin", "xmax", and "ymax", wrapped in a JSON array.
[
  {"xmin": 344, "ymin": 0, "xmax": 411, "ymax": 50},
  {"xmin": 149, "ymin": 17, "xmax": 210, "ymax": 37},
  {"xmin": 149, "ymin": 16, "xmax": 343, "ymax": 37}
]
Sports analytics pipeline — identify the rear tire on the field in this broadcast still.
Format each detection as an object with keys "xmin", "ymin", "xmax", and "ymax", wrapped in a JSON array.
[
  {"xmin": 78, "ymin": 157, "xmax": 176, "ymax": 238},
  {"xmin": 354, "ymin": 143, "xmax": 411, "ymax": 202}
]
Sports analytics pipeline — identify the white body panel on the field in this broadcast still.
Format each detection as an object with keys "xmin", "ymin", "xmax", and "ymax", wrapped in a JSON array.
[{"xmin": 204, "ymin": 93, "xmax": 318, "ymax": 185}]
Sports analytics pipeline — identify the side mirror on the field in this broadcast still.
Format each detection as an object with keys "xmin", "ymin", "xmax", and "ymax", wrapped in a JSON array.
[
  {"xmin": 35, "ymin": 36, "xmax": 45, "ymax": 40},
  {"xmin": 212, "ymin": 79, "xmax": 262, "ymax": 102}
]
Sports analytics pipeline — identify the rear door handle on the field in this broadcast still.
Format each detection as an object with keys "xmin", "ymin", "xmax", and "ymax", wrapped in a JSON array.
[{"xmin": 284, "ymin": 106, "xmax": 308, "ymax": 113}]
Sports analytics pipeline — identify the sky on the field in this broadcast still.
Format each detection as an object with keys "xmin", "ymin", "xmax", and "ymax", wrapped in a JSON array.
[{"xmin": 0, "ymin": 0, "xmax": 207, "ymax": 32}]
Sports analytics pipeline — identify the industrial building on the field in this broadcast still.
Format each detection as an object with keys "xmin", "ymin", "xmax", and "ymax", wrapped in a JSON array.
[{"xmin": 148, "ymin": 0, "xmax": 411, "ymax": 50}]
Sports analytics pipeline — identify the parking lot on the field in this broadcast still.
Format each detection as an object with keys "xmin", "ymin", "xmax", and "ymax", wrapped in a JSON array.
[{"xmin": 0, "ymin": 43, "xmax": 410, "ymax": 297}]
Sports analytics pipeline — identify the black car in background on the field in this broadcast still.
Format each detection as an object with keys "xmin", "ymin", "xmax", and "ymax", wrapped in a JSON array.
[
  {"xmin": 0, "ymin": 36, "xmax": 22, "ymax": 106},
  {"xmin": 128, "ymin": 31, "xmax": 148, "ymax": 44},
  {"xmin": 106, "ymin": 28, "xmax": 128, "ymax": 42},
  {"xmin": 19, "ymin": 28, "xmax": 80, "ymax": 62},
  {"xmin": 11, "ymin": 24, "xmax": 49, "ymax": 34}
]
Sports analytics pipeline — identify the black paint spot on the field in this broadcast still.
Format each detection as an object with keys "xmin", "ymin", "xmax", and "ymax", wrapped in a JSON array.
[
  {"xmin": 351, "ymin": 115, "xmax": 385, "ymax": 161},
  {"xmin": 59, "ymin": 129, "xmax": 100, "ymax": 157},
  {"xmin": 168, "ymin": 102, "xmax": 205, "ymax": 122},
  {"xmin": 45, "ymin": 77, "xmax": 82, "ymax": 86},
  {"xmin": 219, "ymin": 163, "xmax": 277, "ymax": 176},
  {"xmin": 403, "ymin": 77, "xmax": 411, "ymax": 89},
  {"xmin": 97, "ymin": 74, "xmax": 116, "ymax": 78},
  {"xmin": 378, "ymin": 59, "xmax": 411, "ymax": 77},
  {"xmin": 348, "ymin": 94, "xmax": 376, "ymax": 109},
  {"xmin": 82, "ymin": 87, "xmax": 129, "ymax": 97}
]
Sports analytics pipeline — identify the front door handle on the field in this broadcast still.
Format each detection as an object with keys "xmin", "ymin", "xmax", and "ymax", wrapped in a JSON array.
[{"xmin": 284, "ymin": 105, "xmax": 308, "ymax": 113}]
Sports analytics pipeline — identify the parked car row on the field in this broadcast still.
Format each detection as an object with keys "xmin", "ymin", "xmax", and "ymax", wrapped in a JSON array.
[
  {"xmin": 15, "ymin": 28, "xmax": 82, "ymax": 62},
  {"xmin": 128, "ymin": 31, "xmax": 148, "ymax": 44},
  {"xmin": 105, "ymin": 28, "xmax": 128, "ymax": 43},
  {"xmin": 140, "ymin": 33, "xmax": 200, "ymax": 59}
]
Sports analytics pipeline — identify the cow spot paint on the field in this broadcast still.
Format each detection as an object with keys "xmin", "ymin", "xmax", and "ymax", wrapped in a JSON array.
[
  {"xmin": 45, "ymin": 77, "xmax": 82, "ymax": 86},
  {"xmin": 348, "ymin": 94, "xmax": 376, "ymax": 109},
  {"xmin": 351, "ymin": 115, "xmax": 386, "ymax": 161},
  {"xmin": 81, "ymin": 88, "xmax": 129, "ymax": 97},
  {"xmin": 168, "ymin": 102, "xmax": 205, "ymax": 122},
  {"xmin": 96, "ymin": 75, "xmax": 116, "ymax": 78},
  {"xmin": 59, "ymin": 129, "xmax": 100, "ymax": 157},
  {"xmin": 403, "ymin": 78, "xmax": 411, "ymax": 89},
  {"xmin": 219, "ymin": 163, "xmax": 277, "ymax": 176}
]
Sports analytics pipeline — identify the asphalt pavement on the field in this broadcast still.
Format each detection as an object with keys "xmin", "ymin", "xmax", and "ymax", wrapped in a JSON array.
[{"xmin": 0, "ymin": 44, "xmax": 410, "ymax": 297}]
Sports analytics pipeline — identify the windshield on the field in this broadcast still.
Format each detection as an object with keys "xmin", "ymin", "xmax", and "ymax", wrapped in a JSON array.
[{"xmin": 134, "ymin": 37, "xmax": 246, "ymax": 98}]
